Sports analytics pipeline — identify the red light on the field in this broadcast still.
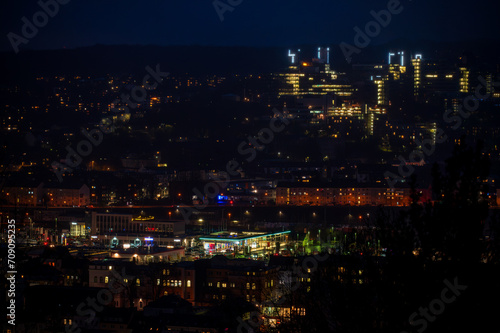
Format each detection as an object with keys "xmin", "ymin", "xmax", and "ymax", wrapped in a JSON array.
[
  {"xmin": 230, "ymin": 200, "xmax": 233, "ymax": 205},
  {"xmin": 44, "ymin": 242, "xmax": 48, "ymax": 246}
]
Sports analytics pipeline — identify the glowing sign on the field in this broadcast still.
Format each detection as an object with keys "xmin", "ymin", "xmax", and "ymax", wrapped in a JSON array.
[
  {"xmin": 388, "ymin": 52, "xmax": 395, "ymax": 64},
  {"xmin": 144, "ymin": 237, "xmax": 153, "ymax": 241},
  {"xmin": 288, "ymin": 50, "xmax": 296, "ymax": 64},
  {"xmin": 398, "ymin": 51, "xmax": 404, "ymax": 66}
]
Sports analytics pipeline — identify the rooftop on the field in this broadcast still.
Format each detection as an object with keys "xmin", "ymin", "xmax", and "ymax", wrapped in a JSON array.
[{"xmin": 199, "ymin": 230, "xmax": 290, "ymax": 242}]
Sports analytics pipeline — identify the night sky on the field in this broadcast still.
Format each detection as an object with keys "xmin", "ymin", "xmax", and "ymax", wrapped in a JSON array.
[{"xmin": 1, "ymin": 0, "xmax": 499, "ymax": 52}]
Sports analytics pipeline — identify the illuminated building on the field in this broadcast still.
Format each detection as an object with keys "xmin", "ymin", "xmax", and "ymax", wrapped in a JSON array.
[
  {"xmin": 411, "ymin": 54, "xmax": 423, "ymax": 98},
  {"xmin": 415, "ymin": 122, "xmax": 438, "ymax": 145},
  {"xmin": 277, "ymin": 48, "xmax": 357, "ymax": 107},
  {"xmin": 0, "ymin": 181, "xmax": 91, "ymax": 207},
  {"xmin": 201, "ymin": 256, "xmax": 280, "ymax": 305},
  {"xmin": 70, "ymin": 221, "xmax": 87, "ymax": 237},
  {"xmin": 91, "ymin": 212, "xmax": 186, "ymax": 247},
  {"xmin": 276, "ymin": 184, "xmax": 430, "ymax": 206},
  {"xmin": 199, "ymin": 231, "xmax": 290, "ymax": 256},
  {"xmin": 444, "ymin": 95, "xmax": 463, "ymax": 114},
  {"xmin": 459, "ymin": 67, "xmax": 470, "ymax": 93},
  {"xmin": 0, "ymin": 184, "xmax": 42, "ymax": 206},
  {"xmin": 88, "ymin": 260, "xmax": 174, "ymax": 310},
  {"xmin": 416, "ymin": 58, "xmax": 459, "ymax": 100},
  {"xmin": 161, "ymin": 256, "xmax": 279, "ymax": 307},
  {"xmin": 375, "ymin": 52, "xmax": 465, "ymax": 103},
  {"xmin": 43, "ymin": 184, "xmax": 90, "ymax": 207},
  {"xmin": 373, "ymin": 75, "xmax": 389, "ymax": 105}
]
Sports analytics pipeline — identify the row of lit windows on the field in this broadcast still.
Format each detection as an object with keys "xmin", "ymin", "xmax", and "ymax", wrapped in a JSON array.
[{"xmin": 159, "ymin": 279, "xmax": 191, "ymax": 287}]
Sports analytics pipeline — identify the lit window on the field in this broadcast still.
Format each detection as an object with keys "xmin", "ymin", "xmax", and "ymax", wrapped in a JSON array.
[
  {"xmin": 187, "ymin": 280, "xmax": 191, "ymax": 287},
  {"xmin": 105, "ymin": 276, "xmax": 109, "ymax": 283},
  {"xmin": 136, "ymin": 279, "xmax": 140, "ymax": 286}
]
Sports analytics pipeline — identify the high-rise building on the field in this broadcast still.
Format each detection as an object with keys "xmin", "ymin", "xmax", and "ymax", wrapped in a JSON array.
[
  {"xmin": 373, "ymin": 74, "xmax": 389, "ymax": 105},
  {"xmin": 459, "ymin": 67, "xmax": 471, "ymax": 93},
  {"xmin": 277, "ymin": 48, "xmax": 357, "ymax": 107},
  {"xmin": 411, "ymin": 54, "xmax": 423, "ymax": 99}
]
